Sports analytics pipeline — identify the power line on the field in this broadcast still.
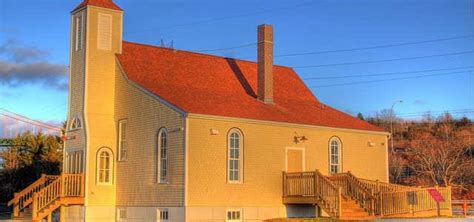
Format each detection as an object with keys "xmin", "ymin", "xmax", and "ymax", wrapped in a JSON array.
[
  {"xmin": 294, "ymin": 50, "xmax": 474, "ymax": 69},
  {"xmin": 0, "ymin": 113, "xmax": 62, "ymax": 132},
  {"xmin": 195, "ymin": 42, "xmax": 257, "ymax": 53},
  {"xmin": 302, "ymin": 66, "xmax": 474, "ymax": 80},
  {"xmin": 276, "ymin": 35, "xmax": 474, "ymax": 58},
  {"xmin": 125, "ymin": 2, "xmax": 315, "ymax": 35},
  {"xmin": 310, "ymin": 70, "xmax": 473, "ymax": 88},
  {"xmin": 0, "ymin": 108, "xmax": 61, "ymax": 131}
]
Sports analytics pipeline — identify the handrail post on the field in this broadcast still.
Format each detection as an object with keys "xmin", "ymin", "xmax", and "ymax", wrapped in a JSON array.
[
  {"xmin": 80, "ymin": 174, "xmax": 85, "ymax": 197},
  {"xmin": 313, "ymin": 170, "xmax": 317, "ymax": 197},
  {"xmin": 447, "ymin": 186, "xmax": 452, "ymax": 217},
  {"xmin": 12, "ymin": 193, "xmax": 19, "ymax": 217},
  {"xmin": 282, "ymin": 171, "xmax": 286, "ymax": 197},
  {"xmin": 338, "ymin": 187, "xmax": 342, "ymax": 218},
  {"xmin": 32, "ymin": 193, "xmax": 38, "ymax": 220},
  {"xmin": 60, "ymin": 174, "xmax": 65, "ymax": 197},
  {"xmin": 379, "ymin": 192, "xmax": 384, "ymax": 216}
]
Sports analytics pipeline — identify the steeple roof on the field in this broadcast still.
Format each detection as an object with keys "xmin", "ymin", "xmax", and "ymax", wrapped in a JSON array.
[{"xmin": 73, "ymin": 0, "xmax": 123, "ymax": 12}]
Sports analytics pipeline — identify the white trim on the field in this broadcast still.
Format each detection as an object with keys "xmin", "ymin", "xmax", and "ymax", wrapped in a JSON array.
[
  {"xmin": 118, "ymin": 119, "xmax": 127, "ymax": 161},
  {"xmin": 184, "ymin": 117, "xmax": 189, "ymax": 213},
  {"xmin": 96, "ymin": 147, "xmax": 113, "ymax": 185},
  {"xmin": 329, "ymin": 137, "xmax": 342, "ymax": 174},
  {"xmin": 227, "ymin": 128, "xmax": 243, "ymax": 184},
  {"xmin": 285, "ymin": 147, "xmax": 306, "ymax": 172},
  {"xmin": 83, "ymin": 7, "xmax": 90, "ymax": 208},
  {"xmin": 157, "ymin": 128, "xmax": 169, "ymax": 184},
  {"xmin": 188, "ymin": 113, "xmax": 390, "ymax": 136},
  {"xmin": 64, "ymin": 11, "xmax": 74, "ymax": 175},
  {"xmin": 75, "ymin": 14, "xmax": 83, "ymax": 51},
  {"xmin": 115, "ymin": 58, "xmax": 187, "ymax": 116},
  {"xmin": 69, "ymin": 116, "xmax": 83, "ymax": 130}
]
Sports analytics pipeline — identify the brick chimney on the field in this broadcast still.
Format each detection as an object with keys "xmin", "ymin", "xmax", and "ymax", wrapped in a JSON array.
[{"xmin": 257, "ymin": 24, "xmax": 274, "ymax": 104}]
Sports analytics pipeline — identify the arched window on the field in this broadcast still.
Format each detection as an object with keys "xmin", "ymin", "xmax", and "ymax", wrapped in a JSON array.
[
  {"xmin": 97, "ymin": 148, "xmax": 113, "ymax": 185},
  {"xmin": 157, "ymin": 128, "xmax": 168, "ymax": 183},
  {"xmin": 329, "ymin": 137, "xmax": 342, "ymax": 174},
  {"xmin": 228, "ymin": 129, "xmax": 243, "ymax": 183},
  {"xmin": 70, "ymin": 117, "xmax": 82, "ymax": 130}
]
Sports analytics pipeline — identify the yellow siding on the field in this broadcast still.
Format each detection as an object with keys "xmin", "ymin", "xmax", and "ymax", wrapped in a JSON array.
[
  {"xmin": 114, "ymin": 62, "xmax": 185, "ymax": 206},
  {"xmin": 65, "ymin": 8, "xmax": 86, "ymax": 153},
  {"xmin": 82, "ymin": 6, "xmax": 123, "ymax": 210},
  {"xmin": 186, "ymin": 115, "xmax": 388, "ymax": 207}
]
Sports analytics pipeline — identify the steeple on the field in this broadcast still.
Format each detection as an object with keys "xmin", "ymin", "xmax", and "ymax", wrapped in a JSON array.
[{"xmin": 73, "ymin": 0, "xmax": 123, "ymax": 12}]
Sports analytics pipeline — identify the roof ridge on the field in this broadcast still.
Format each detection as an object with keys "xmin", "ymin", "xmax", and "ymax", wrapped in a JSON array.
[{"xmin": 122, "ymin": 40, "xmax": 292, "ymax": 69}]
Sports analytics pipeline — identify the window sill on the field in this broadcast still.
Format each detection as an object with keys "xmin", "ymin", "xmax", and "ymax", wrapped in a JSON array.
[
  {"xmin": 67, "ymin": 128, "xmax": 82, "ymax": 133},
  {"xmin": 227, "ymin": 181, "xmax": 243, "ymax": 185}
]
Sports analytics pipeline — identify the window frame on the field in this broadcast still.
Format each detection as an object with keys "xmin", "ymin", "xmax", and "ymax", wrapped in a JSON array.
[
  {"xmin": 157, "ymin": 208, "xmax": 169, "ymax": 222},
  {"xmin": 97, "ymin": 147, "xmax": 113, "ymax": 185},
  {"xmin": 157, "ymin": 128, "xmax": 169, "ymax": 184},
  {"xmin": 75, "ymin": 14, "xmax": 83, "ymax": 51},
  {"xmin": 226, "ymin": 209, "xmax": 243, "ymax": 222},
  {"xmin": 69, "ymin": 116, "xmax": 82, "ymax": 131},
  {"xmin": 118, "ymin": 119, "xmax": 127, "ymax": 161},
  {"xmin": 227, "ymin": 128, "xmax": 243, "ymax": 184},
  {"xmin": 329, "ymin": 137, "xmax": 342, "ymax": 174}
]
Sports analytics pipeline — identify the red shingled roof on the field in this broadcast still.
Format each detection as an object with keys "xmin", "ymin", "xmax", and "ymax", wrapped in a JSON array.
[
  {"xmin": 73, "ymin": 0, "xmax": 122, "ymax": 12},
  {"xmin": 117, "ymin": 41, "xmax": 385, "ymax": 132}
]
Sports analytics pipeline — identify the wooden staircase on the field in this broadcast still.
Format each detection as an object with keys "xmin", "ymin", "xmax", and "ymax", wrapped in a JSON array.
[
  {"xmin": 7, "ymin": 174, "xmax": 84, "ymax": 222},
  {"xmin": 282, "ymin": 170, "xmax": 453, "ymax": 220},
  {"xmin": 340, "ymin": 197, "xmax": 375, "ymax": 220}
]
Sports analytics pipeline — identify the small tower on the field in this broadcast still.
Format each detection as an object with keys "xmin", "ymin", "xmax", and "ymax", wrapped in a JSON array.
[{"xmin": 65, "ymin": 0, "xmax": 123, "ymax": 221}]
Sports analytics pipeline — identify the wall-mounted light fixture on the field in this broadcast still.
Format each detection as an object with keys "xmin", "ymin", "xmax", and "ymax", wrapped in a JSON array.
[
  {"xmin": 293, "ymin": 132, "xmax": 308, "ymax": 143},
  {"xmin": 210, "ymin": 128, "xmax": 219, "ymax": 135},
  {"xmin": 367, "ymin": 141, "xmax": 376, "ymax": 147}
]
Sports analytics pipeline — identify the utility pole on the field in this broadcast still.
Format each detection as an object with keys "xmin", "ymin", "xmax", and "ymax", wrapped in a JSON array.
[{"xmin": 390, "ymin": 100, "xmax": 403, "ymax": 153}]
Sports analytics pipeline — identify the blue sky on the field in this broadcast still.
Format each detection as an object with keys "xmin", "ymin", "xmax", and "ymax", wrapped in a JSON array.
[{"xmin": 0, "ymin": 0, "xmax": 473, "ymax": 126}]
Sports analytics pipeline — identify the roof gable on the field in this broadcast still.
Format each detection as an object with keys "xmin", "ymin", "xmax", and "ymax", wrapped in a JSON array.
[{"xmin": 117, "ymin": 41, "xmax": 384, "ymax": 132}]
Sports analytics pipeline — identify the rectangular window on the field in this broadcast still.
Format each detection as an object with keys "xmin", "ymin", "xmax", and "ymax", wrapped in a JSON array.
[
  {"xmin": 97, "ymin": 13, "xmax": 112, "ymax": 50},
  {"xmin": 118, "ymin": 120, "xmax": 127, "ymax": 161},
  {"xmin": 157, "ymin": 209, "xmax": 169, "ymax": 222},
  {"xmin": 75, "ymin": 15, "xmax": 83, "ymax": 51},
  {"xmin": 226, "ymin": 209, "xmax": 242, "ymax": 222},
  {"xmin": 117, "ymin": 207, "xmax": 126, "ymax": 220}
]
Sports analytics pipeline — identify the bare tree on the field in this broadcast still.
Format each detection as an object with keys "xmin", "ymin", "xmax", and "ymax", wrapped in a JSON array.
[{"xmin": 408, "ymin": 114, "xmax": 472, "ymax": 188}]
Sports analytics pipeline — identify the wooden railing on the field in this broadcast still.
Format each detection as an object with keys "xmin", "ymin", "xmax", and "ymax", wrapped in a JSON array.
[
  {"xmin": 282, "ymin": 170, "xmax": 453, "ymax": 219},
  {"xmin": 358, "ymin": 178, "xmax": 412, "ymax": 193},
  {"xmin": 283, "ymin": 170, "xmax": 341, "ymax": 218},
  {"xmin": 32, "ymin": 174, "xmax": 85, "ymax": 219},
  {"xmin": 328, "ymin": 172, "xmax": 378, "ymax": 215},
  {"xmin": 7, "ymin": 174, "xmax": 59, "ymax": 217},
  {"xmin": 381, "ymin": 186, "xmax": 452, "ymax": 216}
]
